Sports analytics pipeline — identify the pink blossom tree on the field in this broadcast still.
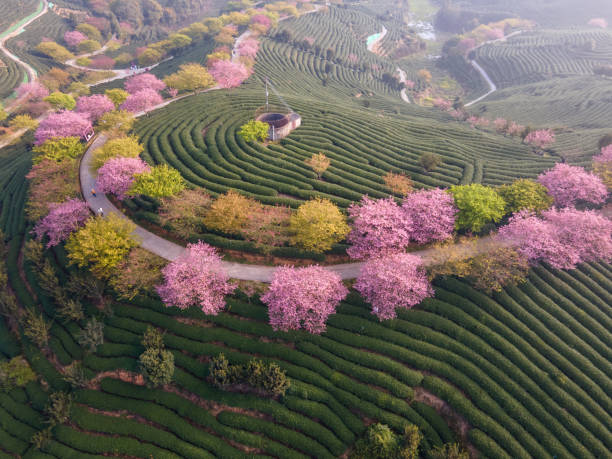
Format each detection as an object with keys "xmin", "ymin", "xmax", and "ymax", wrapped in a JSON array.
[
  {"xmin": 588, "ymin": 18, "xmax": 608, "ymax": 28},
  {"xmin": 498, "ymin": 208, "xmax": 612, "ymax": 269},
  {"xmin": 354, "ymin": 253, "xmax": 433, "ymax": 320},
  {"xmin": 96, "ymin": 157, "xmax": 151, "ymax": 200},
  {"xmin": 34, "ymin": 111, "xmax": 92, "ymax": 145},
  {"xmin": 537, "ymin": 163, "xmax": 608, "ymax": 207},
  {"xmin": 16, "ymin": 81, "xmax": 49, "ymax": 102},
  {"xmin": 457, "ymin": 37, "xmax": 476, "ymax": 55},
  {"xmin": 261, "ymin": 266, "xmax": 348, "ymax": 334},
  {"xmin": 506, "ymin": 121, "xmax": 524, "ymax": 136},
  {"xmin": 485, "ymin": 28, "xmax": 505, "ymax": 40},
  {"xmin": 120, "ymin": 88, "xmax": 163, "ymax": 113},
  {"xmin": 402, "ymin": 189, "xmax": 457, "ymax": 244},
  {"xmin": 524, "ymin": 129, "xmax": 555, "ymax": 149},
  {"xmin": 33, "ymin": 198, "xmax": 91, "ymax": 247},
  {"xmin": 251, "ymin": 14, "xmax": 272, "ymax": 28},
  {"xmin": 493, "ymin": 118, "xmax": 508, "ymax": 132},
  {"xmin": 237, "ymin": 38, "xmax": 259, "ymax": 58},
  {"xmin": 209, "ymin": 60, "xmax": 251, "ymax": 88},
  {"xmin": 75, "ymin": 94, "xmax": 115, "ymax": 121},
  {"xmin": 125, "ymin": 73, "xmax": 166, "ymax": 94},
  {"xmin": 156, "ymin": 241, "xmax": 235, "ymax": 314},
  {"xmin": 347, "ymin": 196, "xmax": 413, "ymax": 259},
  {"xmin": 64, "ymin": 30, "xmax": 88, "ymax": 48}
]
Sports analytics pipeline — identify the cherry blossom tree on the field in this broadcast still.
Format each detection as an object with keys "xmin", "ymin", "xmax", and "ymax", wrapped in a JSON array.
[
  {"xmin": 347, "ymin": 196, "xmax": 412, "ymax": 259},
  {"xmin": 237, "ymin": 38, "xmax": 259, "ymax": 58},
  {"xmin": 354, "ymin": 253, "xmax": 433, "ymax": 320},
  {"xmin": 34, "ymin": 111, "xmax": 92, "ymax": 145},
  {"xmin": 261, "ymin": 266, "xmax": 348, "ymax": 334},
  {"xmin": 156, "ymin": 242, "xmax": 235, "ymax": 314},
  {"xmin": 75, "ymin": 94, "xmax": 115, "ymax": 121},
  {"xmin": 33, "ymin": 198, "xmax": 91, "ymax": 248},
  {"xmin": 16, "ymin": 82, "xmax": 49, "ymax": 102},
  {"xmin": 64, "ymin": 30, "xmax": 88, "ymax": 48},
  {"xmin": 125, "ymin": 73, "xmax": 166, "ymax": 94},
  {"xmin": 96, "ymin": 157, "xmax": 151, "ymax": 200},
  {"xmin": 588, "ymin": 18, "xmax": 608, "ymax": 28},
  {"xmin": 457, "ymin": 37, "xmax": 476, "ymax": 55},
  {"xmin": 402, "ymin": 189, "xmax": 457, "ymax": 244},
  {"xmin": 89, "ymin": 55, "xmax": 115, "ymax": 70},
  {"xmin": 209, "ymin": 61, "xmax": 251, "ymax": 88},
  {"xmin": 498, "ymin": 208, "xmax": 612, "ymax": 269},
  {"xmin": 120, "ymin": 88, "xmax": 163, "ymax": 113},
  {"xmin": 485, "ymin": 28, "xmax": 504, "ymax": 40},
  {"xmin": 537, "ymin": 163, "xmax": 608, "ymax": 207},
  {"xmin": 250, "ymin": 14, "xmax": 272, "ymax": 28},
  {"xmin": 524, "ymin": 129, "xmax": 555, "ymax": 149}
]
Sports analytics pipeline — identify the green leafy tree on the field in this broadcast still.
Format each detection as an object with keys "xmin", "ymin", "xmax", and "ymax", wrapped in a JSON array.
[
  {"xmin": 77, "ymin": 39, "xmax": 101, "ymax": 54},
  {"xmin": 105, "ymin": 88, "xmax": 129, "ymax": 107},
  {"xmin": 498, "ymin": 179, "xmax": 553, "ymax": 215},
  {"xmin": 400, "ymin": 424, "xmax": 423, "ymax": 459},
  {"xmin": 238, "ymin": 120, "xmax": 269, "ymax": 143},
  {"xmin": 289, "ymin": 198, "xmax": 350, "ymax": 253},
  {"xmin": 139, "ymin": 347, "xmax": 175, "ymax": 387},
  {"xmin": 351, "ymin": 423, "xmax": 399, "ymax": 459},
  {"xmin": 129, "ymin": 164, "xmax": 186, "ymax": 198},
  {"xmin": 164, "ymin": 63, "xmax": 215, "ymax": 92},
  {"xmin": 9, "ymin": 114, "xmax": 39, "ymax": 131},
  {"xmin": 36, "ymin": 42, "xmax": 74, "ymax": 62},
  {"xmin": 22, "ymin": 308, "xmax": 51, "ymax": 348},
  {"xmin": 449, "ymin": 184, "xmax": 506, "ymax": 233},
  {"xmin": 429, "ymin": 443, "xmax": 469, "ymax": 459},
  {"xmin": 77, "ymin": 317, "xmax": 105, "ymax": 352},
  {"xmin": 63, "ymin": 362, "xmax": 88, "ymax": 389},
  {"xmin": 76, "ymin": 23, "xmax": 102, "ymax": 42},
  {"xmin": 467, "ymin": 247, "xmax": 530, "ymax": 294},
  {"xmin": 203, "ymin": 190, "xmax": 257, "ymax": 235},
  {"xmin": 0, "ymin": 357, "xmax": 36, "ymax": 392},
  {"xmin": 33, "ymin": 137, "xmax": 84, "ymax": 164},
  {"xmin": 96, "ymin": 110, "xmax": 135, "ymax": 136},
  {"xmin": 44, "ymin": 91, "xmax": 76, "ymax": 110},
  {"xmin": 68, "ymin": 82, "xmax": 90, "ymax": 97},
  {"xmin": 45, "ymin": 392, "xmax": 72, "ymax": 426},
  {"xmin": 420, "ymin": 152, "xmax": 442, "ymax": 172},
  {"xmin": 66, "ymin": 214, "xmax": 138, "ymax": 278}
]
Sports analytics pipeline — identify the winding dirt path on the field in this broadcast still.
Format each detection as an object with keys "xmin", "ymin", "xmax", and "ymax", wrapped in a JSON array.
[{"xmin": 465, "ymin": 30, "xmax": 523, "ymax": 107}]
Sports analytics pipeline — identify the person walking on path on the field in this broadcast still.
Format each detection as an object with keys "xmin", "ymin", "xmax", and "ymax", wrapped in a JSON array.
[{"xmin": 91, "ymin": 188, "xmax": 96, "ymax": 197}]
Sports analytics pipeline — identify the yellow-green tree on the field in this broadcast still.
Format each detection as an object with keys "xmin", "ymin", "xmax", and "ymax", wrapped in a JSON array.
[
  {"xmin": 498, "ymin": 178, "xmax": 553, "ymax": 215},
  {"xmin": 96, "ymin": 110, "xmax": 135, "ymax": 136},
  {"xmin": 105, "ymin": 89, "xmax": 129, "ymax": 108},
  {"xmin": 44, "ymin": 92, "xmax": 76, "ymax": 110},
  {"xmin": 33, "ymin": 137, "xmax": 84, "ymax": 164},
  {"xmin": 305, "ymin": 153, "xmax": 331, "ymax": 179},
  {"xmin": 9, "ymin": 115, "xmax": 38, "ymax": 132},
  {"xmin": 0, "ymin": 105, "xmax": 7, "ymax": 123},
  {"xmin": 289, "ymin": 198, "xmax": 350, "ymax": 253},
  {"xmin": 66, "ymin": 214, "xmax": 138, "ymax": 278},
  {"xmin": 238, "ymin": 120, "xmax": 269, "ymax": 143},
  {"xmin": 203, "ymin": 190, "xmax": 258, "ymax": 235},
  {"xmin": 92, "ymin": 135, "xmax": 143, "ymax": 170},
  {"xmin": 129, "ymin": 164, "xmax": 186, "ymax": 198},
  {"xmin": 36, "ymin": 42, "xmax": 74, "ymax": 62},
  {"xmin": 449, "ymin": 184, "xmax": 506, "ymax": 233},
  {"xmin": 164, "ymin": 63, "xmax": 215, "ymax": 93}
]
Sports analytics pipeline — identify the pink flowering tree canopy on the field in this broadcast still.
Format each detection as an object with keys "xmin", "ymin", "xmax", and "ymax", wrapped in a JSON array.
[
  {"xmin": 34, "ymin": 111, "xmax": 92, "ymax": 145},
  {"xmin": 261, "ymin": 265, "xmax": 348, "ymax": 334},
  {"xmin": 537, "ymin": 163, "xmax": 608, "ymax": 207},
  {"xmin": 498, "ymin": 208, "xmax": 612, "ymax": 270},
  {"xmin": 251, "ymin": 14, "xmax": 272, "ymax": 28},
  {"xmin": 156, "ymin": 241, "xmax": 235, "ymax": 314},
  {"xmin": 89, "ymin": 55, "xmax": 115, "ymax": 70},
  {"xmin": 588, "ymin": 18, "xmax": 608, "ymax": 28},
  {"xmin": 75, "ymin": 94, "xmax": 115, "ymax": 121},
  {"xmin": 402, "ymin": 189, "xmax": 457, "ymax": 244},
  {"xmin": 96, "ymin": 157, "xmax": 151, "ymax": 200},
  {"xmin": 16, "ymin": 81, "xmax": 49, "ymax": 102},
  {"xmin": 209, "ymin": 60, "xmax": 251, "ymax": 88},
  {"xmin": 119, "ymin": 88, "xmax": 163, "ymax": 113},
  {"xmin": 125, "ymin": 73, "xmax": 166, "ymax": 94},
  {"xmin": 237, "ymin": 38, "xmax": 259, "ymax": 58},
  {"xmin": 347, "ymin": 196, "xmax": 412, "ymax": 259},
  {"xmin": 524, "ymin": 129, "xmax": 555, "ymax": 149},
  {"xmin": 33, "ymin": 198, "xmax": 91, "ymax": 248},
  {"xmin": 64, "ymin": 30, "xmax": 88, "ymax": 48},
  {"xmin": 354, "ymin": 253, "xmax": 434, "ymax": 320}
]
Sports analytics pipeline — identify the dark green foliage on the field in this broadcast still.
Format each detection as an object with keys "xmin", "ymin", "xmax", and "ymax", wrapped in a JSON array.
[
  {"xmin": 0, "ymin": 356, "xmax": 36, "ymax": 392},
  {"xmin": 138, "ymin": 347, "xmax": 175, "ymax": 388},
  {"xmin": 77, "ymin": 318, "xmax": 104, "ymax": 353},
  {"xmin": 45, "ymin": 392, "xmax": 72, "ymax": 426}
]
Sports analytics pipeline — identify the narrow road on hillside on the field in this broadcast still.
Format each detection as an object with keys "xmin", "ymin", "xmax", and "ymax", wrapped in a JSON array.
[
  {"xmin": 397, "ymin": 67, "xmax": 411, "ymax": 103},
  {"xmin": 465, "ymin": 30, "xmax": 523, "ymax": 107}
]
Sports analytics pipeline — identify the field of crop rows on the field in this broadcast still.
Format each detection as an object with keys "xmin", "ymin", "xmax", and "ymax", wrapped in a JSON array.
[
  {"xmin": 473, "ymin": 29, "xmax": 612, "ymax": 89},
  {"xmin": 5, "ymin": 11, "xmax": 70, "ymax": 75},
  {"xmin": 0, "ymin": 0, "xmax": 39, "ymax": 36},
  {"xmin": 475, "ymin": 75, "xmax": 612, "ymax": 165},
  {"xmin": 2, "ymin": 213, "xmax": 611, "ymax": 458},
  {"xmin": 0, "ymin": 53, "xmax": 26, "ymax": 100}
]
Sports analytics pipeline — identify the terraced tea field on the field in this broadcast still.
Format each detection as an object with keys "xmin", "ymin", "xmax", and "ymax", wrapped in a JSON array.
[
  {"xmin": 473, "ymin": 29, "xmax": 612, "ymax": 89},
  {"xmin": 0, "ymin": 0, "xmax": 39, "ymax": 35},
  {"xmin": 134, "ymin": 89, "xmax": 555, "ymax": 209},
  {"xmin": 0, "ymin": 53, "xmax": 26, "ymax": 99}
]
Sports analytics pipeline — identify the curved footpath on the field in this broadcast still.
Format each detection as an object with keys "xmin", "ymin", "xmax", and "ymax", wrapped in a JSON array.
[
  {"xmin": 465, "ymin": 30, "xmax": 523, "ymax": 107},
  {"xmin": 0, "ymin": 0, "xmax": 48, "ymax": 85}
]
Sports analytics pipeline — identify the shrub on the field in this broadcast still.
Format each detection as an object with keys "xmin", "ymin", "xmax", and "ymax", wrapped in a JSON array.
[
  {"xmin": 45, "ymin": 392, "xmax": 72, "ymax": 426},
  {"xmin": 383, "ymin": 171, "xmax": 413, "ymax": 195},
  {"xmin": 138, "ymin": 347, "xmax": 174, "ymax": 388},
  {"xmin": 420, "ymin": 152, "xmax": 442, "ymax": 172},
  {"xmin": 77, "ymin": 318, "xmax": 104, "ymax": 353},
  {"xmin": 306, "ymin": 153, "xmax": 331, "ymax": 179},
  {"xmin": 129, "ymin": 164, "xmax": 186, "ymax": 198},
  {"xmin": 238, "ymin": 120, "xmax": 269, "ymax": 143},
  {"xmin": 22, "ymin": 308, "xmax": 51, "ymax": 348},
  {"xmin": 429, "ymin": 443, "xmax": 469, "ymax": 459},
  {"xmin": 0, "ymin": 356, "xmax": 36, "ymax": 391}
]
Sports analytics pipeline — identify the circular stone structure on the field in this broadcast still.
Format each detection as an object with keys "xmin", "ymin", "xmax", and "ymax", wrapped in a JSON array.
[{"xmin": 256, "ymin": 111, "xmax": 301, "ymax": 140}]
